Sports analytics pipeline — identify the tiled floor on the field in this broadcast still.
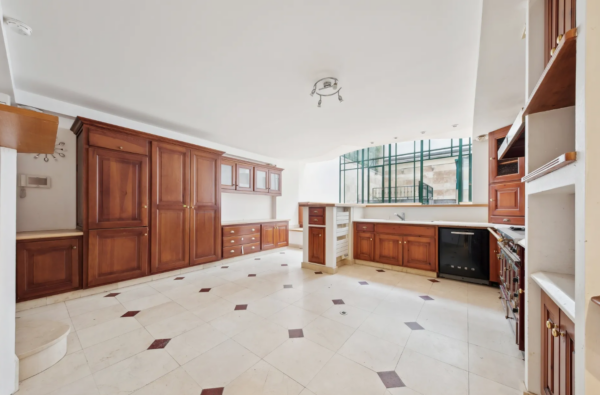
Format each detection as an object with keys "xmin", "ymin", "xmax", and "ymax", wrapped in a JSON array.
[{"xmin": 14, "ymin": 248, "xmax": 525, "ymax": 395}]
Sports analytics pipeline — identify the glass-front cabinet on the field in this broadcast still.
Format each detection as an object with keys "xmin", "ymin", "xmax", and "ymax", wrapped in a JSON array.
[
  {"xmin": 254, "ymin": 167, "xmax": 269, "ymax": 193},
  {"xmin": 269, "ymin": 169, "xmax": 282, "ymax": 196},
  {"xmin": 221, "ymin": 160, "xmax": 236, "ymax": 190},
  {"xmin": 236, "ymin": 163, "xmax": 253, "ymax": 191},
  {"xmin": 220, "ymin": 159, "xmax": 283, "ymax": 196}
]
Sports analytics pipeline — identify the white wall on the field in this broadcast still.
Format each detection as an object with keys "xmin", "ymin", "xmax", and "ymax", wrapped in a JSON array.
[
  {"xmin": 362, "ymin": 205, "xmax": 488, "ymax": 223},
  {"xmin": 221, "ymin": 194, "xmax": 273, "ymax": 223},
  {"xmin": 298, "ymin": 158, "xmax": 339, "ymax": 202}
]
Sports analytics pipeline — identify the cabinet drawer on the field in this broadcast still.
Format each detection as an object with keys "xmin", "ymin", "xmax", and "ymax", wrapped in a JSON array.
[
  {"xmin": 242, "ymin": 242, "xmax": 261, "ymax": 254},
  {"xmin": 374, "ymin": 224, "xmax": 435, "ymax": 237},
  {"xmin": 356, "ymin": 223, "xmax": 374, "ymax": 232},
  {"xmin": 308, "ymin": 216, "xmax": 325, "ymax": 225},
  {"xmin": 89, "ymin": 128, "xmax": 149, "ymax": 155},
  {"xmin": 223, "ymin": 233, "xmax": 260, "ymax": 246},
  {"xmin": 490, "ymin": 216, "xmax": 525, "ymax": 225},
  {"xmin": 223, "ymin": 245, "xmax": 242, "ymax": 258},
  {"xmin": 223, "ymin": 224, "xmax": 260, "ymax": 236},
  {"xmin": 308, "ymin": 207, "xmax": 325, "ymax": 216}
]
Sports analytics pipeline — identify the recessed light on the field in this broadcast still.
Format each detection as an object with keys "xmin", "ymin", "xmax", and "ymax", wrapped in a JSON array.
[
  {"xmin": 452, "ymin": 124, "xmax": 458, "ymax": 127},
  {"xmin": 3, "ymin": 17, "xmax": 32, "ymax": 36}
]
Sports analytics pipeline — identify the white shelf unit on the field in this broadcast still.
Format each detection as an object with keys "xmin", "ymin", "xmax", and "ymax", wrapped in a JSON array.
[{"xmin": 335, "ymin": 208, "xmax": 350, "ymax": 261}]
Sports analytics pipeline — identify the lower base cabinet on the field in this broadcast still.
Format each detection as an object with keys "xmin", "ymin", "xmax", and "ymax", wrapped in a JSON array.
[
  {"xmin": 355, "ymin": 232, "xmax": 374, "ymax": 261},
  {"xmin": 403, "ymin": 236, "xmax": 435, "ymax": 271},
  {"xmin": 222, "ymin": 221, "xmax": 289, "ymax": 258},
  {"xmin": 541, "ymin": 290, "xmax": 575, "ymax": 395},
  {"xmin": 16, "ymin": 237, "xmax": 82, "ymax": 302},
  {"xmin": 374, "ymin": 234, "xmax": 402, "ymax": 265},
  {"xmin": 88, "ymin": 227, "xmax": 149, "ymax": 287},
  {"xmin": 308, "ymin": 227, "xmax": 325, "ymax": 264}
]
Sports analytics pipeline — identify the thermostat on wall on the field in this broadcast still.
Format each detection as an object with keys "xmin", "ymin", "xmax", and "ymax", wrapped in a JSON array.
[{"xmin": 19, "ymin": 174, "xmax": 52, "ymax": 188}]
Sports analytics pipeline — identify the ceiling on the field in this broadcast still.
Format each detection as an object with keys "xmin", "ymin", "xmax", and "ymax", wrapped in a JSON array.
[{"xmin": 2, "ymin": 0, "xmax": 492, "ymax": 160}]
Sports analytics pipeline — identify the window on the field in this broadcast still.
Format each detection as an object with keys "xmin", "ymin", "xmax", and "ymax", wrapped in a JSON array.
[{"xmin": 339, "ymin": 139, "xmax": 472, "ymax": 204}]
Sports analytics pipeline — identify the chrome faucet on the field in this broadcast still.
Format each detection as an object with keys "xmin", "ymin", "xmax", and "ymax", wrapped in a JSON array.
[{"xmin": 391, "ymin": 212, "xmax": 405, "ymax": 221}]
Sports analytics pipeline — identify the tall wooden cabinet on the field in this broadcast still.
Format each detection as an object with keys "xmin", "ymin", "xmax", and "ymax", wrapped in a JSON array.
[{"xmin": 73, "ymin": 118, "xmax": 223, "ymax": 288}]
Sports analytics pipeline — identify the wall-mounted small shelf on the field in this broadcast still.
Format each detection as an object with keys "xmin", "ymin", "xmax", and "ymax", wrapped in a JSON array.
[
  {"xmin": 0, "ymin": 104, "xmax": 59, "ymax": 153},
  {"xmin": 522, "ymin": 152, "xmax": 577, "ymax": 183},
  {"xmin": 523, "ymin": 28, "xmax": 577, "ymax": 117}
]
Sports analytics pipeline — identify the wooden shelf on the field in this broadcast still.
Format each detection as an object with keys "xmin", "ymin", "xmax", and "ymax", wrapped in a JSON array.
[
  {"xmin": 0, "ymin": 104, "xmax": 59, "ymax": 153},
  {"xmin": 523, "ymin": 28, "xmax": 577, "ymax": 116},
  {"xmin": 522, "ymin": 152, "xmax": 577, "ymax": 183},
  {"xmin": 592, "ymin": 296, "xmax": 600, "ymax": 307}
]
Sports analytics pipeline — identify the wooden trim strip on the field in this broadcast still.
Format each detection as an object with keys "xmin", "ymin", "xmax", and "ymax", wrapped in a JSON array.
[{"xmin": 522, "ymin": 152, "xmax": 576, "ymax": 183}]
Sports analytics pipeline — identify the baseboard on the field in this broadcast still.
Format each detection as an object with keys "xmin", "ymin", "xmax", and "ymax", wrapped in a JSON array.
[
  {"xmin": 288, "ymin": 243, "xmax": 302, "ymax": 249},
  {"xmin": 354, "ymin": 259, "xmax": 437, "ymax": 278},
  {"xmin": 301, "ymin": 261, "xmax": 337, "ymax": 274}
]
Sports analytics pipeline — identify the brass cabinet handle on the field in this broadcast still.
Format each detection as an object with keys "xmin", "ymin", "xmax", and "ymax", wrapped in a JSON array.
[
  {"xmin": 319, "ymin": 234, "xmax": 322, "ymax": 237},
  {"xmin": 551, "ymin": 47, "xmax": 556, "ymax": 56},
  {"xmin": 144, "ymin": 233, "xmax": 148, "ymax": 236},
  {"xmin": 370, "ymin": 238, "xmax": 372, "ymax": 241},
  {"xmin": 230, "ymin": 230, "xmax": 235, "ymax": 233},
  {"xmin": 183, "ymin": 205, "xmax": 187, "ymax": 208},
  {"xmin": 557, "ymin": 34, "xmax": 563, "ymax": 44},
  {"xmin": 552, "ymin": 328, "xmax": 560, "ymax": 338},
  {"xmin": 519, "ymin": 288, "xmax": 524, "ymax": 294},
  {"xmin": 546, "ymin": 320, "xmax": 556, "ymax": 330},
  {"xmin": 118, "ymin": 146, "xmax": 123, "ymax": 150},
  {"xmin": 503, "ymin": 219, "xmax": 510, "ymax": 222},
  {"xmin": 72, "ymin": 246, "xmax": 77, "ymax": 249},
  {"xmin": 490, "ymin": 199, "xmax": 493, "ymax": 202},
  {"xmin": 143, "ymin": 205, "xmax": 147, "ymax": 208},
  {"xmin": 252, "ymin": 237, "xmax": 255, "ymax": 240},
  {"xmin": 230, "ymin": 250, "xmax": 234, "ymax": 253},
  {"xmin": 252, "ymin": 246, "xmax": 255, "ymax": 249},
  {"xmin": 231, "ymin": 240, "xmax": 234, "ymax": 243},
  {"xmin": 252, "ymin": 228, "xmax": 255, "ymax": 231}
]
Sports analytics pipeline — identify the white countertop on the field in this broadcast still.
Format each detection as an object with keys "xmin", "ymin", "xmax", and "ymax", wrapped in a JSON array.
[
  {"xmin": 16, "ymin": 229, "xmax": 84, "ymax": 240},
  {"xmin": 353, "ymin": 219, "xmax": 494, "ymax": 228},
  {"xmin": 299, "ymin": 202, "xmax": 367, "ymax": 207},
  {"xmin": 532, "ymin": 271, "xmax": 575, "ymax": 321},
  {"xmin": 222, "ymin": 219, "xmax": 290, "ymax": 226}
]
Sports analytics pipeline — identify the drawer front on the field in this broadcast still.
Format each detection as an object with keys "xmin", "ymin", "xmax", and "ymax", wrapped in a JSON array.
[
  {"xmin": 223, "ymin": 233, "xmax": 260, "ymax": 246},
  {"xmin": 223, "ymin": 245, "xmax": 242, "ymax": 258},
  {"xmin": 89, "ymin": 128, "xmax": 149, "ymax": 155},
  {"xmin": 374, "ymin": 224, "xmax": 435, "ymax": 237},
  {"xmin": 490, "ymin": 216, "xmax": 525, "ymax": 225},
  {"xmin": 223, "ymin": 224, "xmax": 260, "ymax": 236},
  {"xmin": 308, "ymin": 207, "xmax": 325, "ymax": 216},
  {"xmin": 308, "ymin": 216, "xmax": 325, "ymax": 225},
  {"xmin": 356, "ymin": 223, "xmax": 374, "ymax": 232},
  {"xmin": 242, "ymin": 242, "xmax": 261, "ymax": 254}
]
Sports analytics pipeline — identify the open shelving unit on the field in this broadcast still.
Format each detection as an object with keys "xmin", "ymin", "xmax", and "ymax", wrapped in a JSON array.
[{"xmin": 0, "ymin": 104, "xmax": 59, "ymax": 153}]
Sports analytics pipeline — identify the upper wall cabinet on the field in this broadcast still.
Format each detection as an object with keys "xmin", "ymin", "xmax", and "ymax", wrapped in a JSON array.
[
  {"xmin": 489, "ymin": 126, "xmax": 525, "ymax": 184},
  {"xmin": 545, "ymin": 0, "xmax": 576, "ymax": 66},
  {"xmin": 220, "ymin": 158, "xmax": 283, "ymax": 196}
]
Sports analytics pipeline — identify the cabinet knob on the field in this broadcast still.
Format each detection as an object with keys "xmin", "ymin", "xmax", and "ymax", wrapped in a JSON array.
[
  {"xmin": 252, "ymin": 246, "xmax": 255, "ymax": 249},
  {"xmin": 490, "ymin": 157, "xmax": 493, "ymax": 161},
  {"xmin": 370, "ymin": 238, "xmax": 372, "ymax": 241},
  {"xmin": 557, "ymin": 34, "xmax": 564, "ymax": 44},
  {"xmin": 519, "ymin": 288, "xmax": 524, "ymax": 294},
  {"xmin": 404, "ymin": 241, "xmax": 407, "ymax": 244},
  {"xmin": 252, "ymin": 237, "xmax": 255, "ymax": 240},
  {"xmin": 551, "ymin": 47, "xmax": 556, "ymax": 56},
  {"xmin": 72, "ymin": 246, "xmax": 77, "ymax": 249},
  {"xmin": 546, "ymin": 320, "xmax": 555, "ymax": 329},
  {"xmin": 319, "ymin": 234, "xmax": 322, "ymax": 237},
  {"xmin": 490, "ymin": 199, "xmax": 493, "ymax": 202},
  {"xmin": 231, "ymin": 240, "xmax": 234, "ymax": 243},
  {"xmin": 143, "ymin": 205, "xmax": 147, "ymax": 208},
  {"xmin": 230, "ymin": 250, "xmax": 234, "ymax": 253},
  {"xmin": 190, "ymin": 206, "xmax": 194, "ymax": 209},
  {"xmin": 252, "ymin": 228, "xmax": 255, "ymax": 231},
  {"xmin": 552, "ymin": 327, "xmax": 560, "ymax": 337},
  {"xmin": 503, "ymin": 219, "xmax": 510, "ymax": 222},
  {"xmin": 144, "ymin": 233, "xmax": 148, "ymax": 236},
  {"xmin": 183, "ymin": 205, "xmax": 187, "ymax": 208},
  {"xmin": 230, "ymin": 230, "xmax": 235, "ymax": 233},
  {"xmin": 118, "ymin": 146, "xmax": 123, "ymax": 150}
]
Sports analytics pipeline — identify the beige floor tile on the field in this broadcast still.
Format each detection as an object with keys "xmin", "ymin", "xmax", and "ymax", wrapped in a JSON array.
[
  {"xmin": 269, "ymin": 305, "xmax": 319, "ymax": 329},
  {"xmin": 211, "ymin": 282, "xmax": 248, "ymax": 298},
  {"xmin": 46, "ymin": 376, "xmax": 99, "ymax": 395},
  {"xmin": 120, "ymin": 293, "xmax": 171, "ymax": 311},
  {"xmin": 293, "ymin": 294, "xmax": 338, "ymax": 315},
  {"xmin": 183, "ymin": 339, "xmax": 260, "ymax": 388},
  {"xmin": 468, "ymin": 320, "xmax": 523, "ymax": 359},
  {"xmin": 416, "ymin": 306, "xmax": 468, "ymax": 343},
  {"xmin": 338, "ymin": 330, "xmax": 403, "ymax": 371},
  {"xmin": 307, "ymin": 354, "xmax": 387, "ymax": 395},
  {"xmin": 67, "ymin": 331, "xmax": 82, "ymax": 354},
  {"xmin": 321, "ymin": 304, "xmax": 370, "ymax": 329},
  {"xmin": 395, "ymin": 349, "xmax": 468, "ymax": 395},
  {"xmin": 145, "ymin": 311, "xmax": 204, "ymax": 339},
  {"xmin": 247, "ymin": 296, "xmax": 289, "ymax": 318},
  {"xmin": 303, "ymin": 316, "xmax": 355, "ymax": 351},
  {"xmin": 93, "ymin": 349, "xmax": 178, "ymax": 395},
  {"xmin": 469, "ymin": 373, "xmax": 522, "ymax": 395},
  {"xmin": 468, "ymin": 344, "xmax": 524, "ymax": 391},
  {"xmin": 131, "ymin": 368, "xmax": 202, "ymax": 395},
  {"xmin": 77, "ymin": 316, "xmax": 142, "ymax": 349},
  {"xmin": 268, "ymin": 288, "xmax": 307, "ymax": 304},
  {"xmin": 373, "ymin": 298, "xmax": 423, "ymax": 322},
  {"xmin": 223, "ymin": 287, "xmax": 270, "ymax": 305},
  {"xmin": 405, "ymin": 330, "xmax": 469, "ymax": 370},
  {"xmin": 209, "ymin": 310, "xmax": 264, "ymax": 336},
  {"xmin": 233, "ymin": 320, "xmax": 289, "ymax": 358},
  {"xmin": 115, "ymin": 285, "xmax": 161, "ymax": 304},
  {"xmin": 165, "ymin": 323, "xmax": 228, "ymax": 364},
  {"xmin": 192, "ymin": 298, "xmax": 237, "ymax": 322},
  {"xmin": 358, "ymin": 313, "xmax": 413, "ymax": 346},
  {"xmin": 83, "ymin": 328, "xmax": 154, "ymax": 372},
  {"xmin": 299, "ymin": 389, "xmax": 317, "ymax": 395},
  {"xmin": 16, "ymin": 351, "xmax": 92, "ymax": 395},
  {"xmin": 386, "ymin": 388, "xmax": 423, "ymax": 395},
  {"xmin": 70, "ymin": 304, "xmax": 127, "ymax": 331},
  {"xmin": 65, "ymin": 296, "xmax": 121, "ymax": 317},
  {"xmin": 224, "ymin": 360, "xmax": 304, "ymax": 395},
  {"xmin": 264, "ymin": 338, "xmax": 334, "ymax": 386},
  {"xmin": 173, "ymin": 291, "xmax": 222, "ymax": 310},
  {"xmin": 134, "ymin": 301, "xmax": 187, "ymax": 327}
]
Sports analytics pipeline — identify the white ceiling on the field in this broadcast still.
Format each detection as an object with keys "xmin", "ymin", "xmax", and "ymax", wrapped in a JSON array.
[{"xmin": 2, "ymin": 0, "xmax": 489, "ymax": 159}]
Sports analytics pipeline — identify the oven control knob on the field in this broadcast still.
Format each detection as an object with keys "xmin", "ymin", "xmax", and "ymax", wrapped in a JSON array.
[
  {"xmin": 512, "ymin": 307, "xmax": 519, "ymax": 313},
  {"xmin": 513, "ymin": 277, "xmax": 519, "ymax": 283},
  {"xmin": 513, "ymin": 292, "xmax": 519, "ymax": 298}
]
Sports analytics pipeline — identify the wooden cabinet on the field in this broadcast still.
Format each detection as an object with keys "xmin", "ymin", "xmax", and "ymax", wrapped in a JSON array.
[
  {"xmin": 269, "ymin": 169, "xmax": 282, "ymax": 196},
  {"xmin": 221, "ymin": 159, "xmax": 236, "ymax": 190},
  {"xmin": 489, "ymin": 126, "xmax": 525, "ymax": 184},
  {"xmin": 88, "ymin": 228, "xmax": 148, "ymax": 287},
  {"xmin": 541, "ymin": 290, "xmax": 575, "ymax": 395},
  {"xmin": 275, "ymin": 222, "xmax": 289, "ymax": 247},
  {"xmin": 374, "ymin": 234, "xmax": 403, "ymax": 266},
  {"xmin": 489, "ymin": 233, "xmax": 501, "ymax": 283},
  {"xmin": 308, "ymin": 227, "xmax": 325, "ymax": 264},
  {"xmin": 403, "ymin": 236, "xmax": 435, "ymax": 271},
  {"xmin": 254, "ymin": 166, "xmax": 270, "ymax": 193},
  {"xmin": 221, "ymin": 221, "xmax": 288, "ymax": 258},
  {"xmin": 545, "ymin": 0, "xmax": 576, "ymax": 66},
  {"xmin": 261, "ymin": 222, "xmax": 289, "ymax": 251},
  {"xmin": 220, "ymin": 158, "xmax": 283, "ymax": 196},
  {"xmin": 16, "ymin": 237, "xmax": 81, "ymax": 302},
  {"xmin": 355, "ymin": 232, "xmax": 374, "ymax": 261},
  {"xmin": 88, "ymin": 148, "xmax": 148, "ymax": 229},
  {"xmin": 489, "ymin": 182, "xmax": 525, "ymax": 221}
]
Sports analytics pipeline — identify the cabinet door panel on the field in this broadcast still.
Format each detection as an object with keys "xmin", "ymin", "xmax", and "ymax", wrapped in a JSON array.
[
  {"xmin": 88, "ymin": 228, "xmax": 148, "ymax": 287},
  {"xmin": 489, "ymin": 233, "xmax": 501, "ymax": 283},
  {"xmin": 355, "ymin": 232, "xmax": 374, "ymax": 261},
  {"xmin": 488, "ymin": 126, "xmax": 525, "ymax": 183},
  {"xmin": 254, "ymin": 167, "xmax": 269, "ymax": 193},
  {"xmin": 151, "ymin": 142, "xmax": 190, "ymax": 273},
  {"xmin": 559, "ymin": 311, "xmax": 575, "ymax": 395},
  {"xmin": 275, "ymin": 223, "xmax": 289, "ymax": 247},
  {"xmin": 221, "ymin": 160, "xmax": 236, "ymax": 190},
  {"xmin": 374, "ymin": 234, "xmax": 402, "ymax": 266},
  {"xmin": 308, "ymin": 227, "xmax": 325, "ymax": 264},
  {"xmin": 191, "ymin": 209, "xmax": 219, "ymax": 265},
  {"xmin": 17, "ymin": 238, "xmax": 81, "ymax": 301},
  {"xmin": 269, "ymin": 170, "xmax": 282, "ymax": 196},
  {"xmin": 541, "ymin": 291, "xmax": 561, "ymax": 395},
  {"xmin": 88, "ymin": 148, "xmax": 148, "ymax": 229},
  {"xmin": 236, "ymin": 164, "xmax": 253, "ymax": 191},
  {"xmin": 403, "ymin": 236, "xmax": 435, "ymax": 271},
  {"xmin": 489, "ymin": 182, "xmax": 525, "ymax": 217},
  {"xmin": 262, "ymin": 224, "xmax": 276, "ymax": 250}
]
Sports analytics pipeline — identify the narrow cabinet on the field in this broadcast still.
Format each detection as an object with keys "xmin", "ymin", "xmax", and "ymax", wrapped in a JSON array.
[
  {"xmin": 275, "ymin": 222, "xmax": 289, "ymax": 247},
  {"xmin": 489, "ymin": 233, "xmax": 501, "ymax": 283},
  {"xmin": 308, "ymin": 227, "xmax": 325, "ymax": 264},
  {"xmin": 374, "ymin": 234, "xmax": 403, "ymax": 266},
  {"xmin": 355, "ymin": 232, "xmax": 374, "ymax": 261}
]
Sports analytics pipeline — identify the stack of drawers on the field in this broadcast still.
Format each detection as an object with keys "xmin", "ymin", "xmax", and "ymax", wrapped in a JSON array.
[
  {"xmin": 222, "ymin": 225, "xmax": 261, "ymax": 258},
  {"xmin": 308, "ymin": 207, "xmax": 325, "ymax": 225}
]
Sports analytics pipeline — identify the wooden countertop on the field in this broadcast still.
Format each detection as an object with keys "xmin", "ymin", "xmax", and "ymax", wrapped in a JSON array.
[
  {"xmin": 16, "ymin": 229, "xmax": 84, "ymax": 241},
  {"xmin": 221, "ymin": 219, "xmax": 290, "ymax": 226}
]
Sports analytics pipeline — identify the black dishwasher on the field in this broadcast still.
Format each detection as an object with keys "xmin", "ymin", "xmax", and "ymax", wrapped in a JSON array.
[{"xmin": 438, "ymin": 228, "xmax": 489, "ymax": 285}]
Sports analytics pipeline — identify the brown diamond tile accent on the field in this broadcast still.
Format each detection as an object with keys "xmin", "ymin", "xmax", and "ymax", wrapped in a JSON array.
[
  {"xmin": 201, "ymin": 388, "xmax": 224, "ymax": 395},
  {"xmin": 359, "ymin": 281, "xmax": 369, "ymax": 285},
  {"xmin": 174, "ymin": 277, "xmax": 185, "ymax": 280},
  {"xmin": 428, "ymin": 279, "xmax": 440, "ymax": 283},
  {"xmin": 420, "ymin": 295, "xmax": 434, "ymax": 301},
  {"xmin": 105, "ymin": 293, "xmax": 120, "ymax": 297},
  {"xmin": 314, "ymin": 271, "xmax": 323, "ymax": 275},
  {"xmin": 121, "ymin": 311, "xmax": 140, "ymax": 317},
  {"xmin": 332, "ymin": 299, "xmax": 345, "ymax": 305},
  {"xmin": 288, "ymin": 329, "xmax": 304, "ymax": 338},
  {"xmin": 376, "ymin": 269, "xmax": 385, "ymax": 272},
  {"xmin": 199, "ymin": 288, "xmax": 211, "ymax": 293},
  {"xmin": 281, "ymin": 264, "xmax": 288, "ymax": 266},
  {"xmin": 221, "ymin": 266, "xmax": 229, "ymax": 269},
  {"xmin": 284, "ymin": 284, "xmax": 293, "ymax": 289},
  {"xmin": 405, "ymin": 322, "xmax": 424, "ymax": 330},
  {"xmin": 148, "ymin": 339, "xmax": 171, "ymax": 349},
  {"xmin": 248, "ymin": 274, "xmax": 256, "ymax": 277},
  {"xmin": 377, "ymin": 371, "xmax": 405, "ymax": 388},
  {"xmin": 235, "ymin": 304, "xmax": 248, "ymax": 311}
]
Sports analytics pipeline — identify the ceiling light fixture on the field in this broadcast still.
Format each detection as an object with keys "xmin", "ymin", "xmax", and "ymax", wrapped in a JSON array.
[
  {"xmin": 310, "ymin": 77, "xmax": 343, "ymax": 107},
  {"xmin": 3, "ymin": 17, "xmax": 32, "ymax": 36},
  {"xmin": 420, "ymin": 131, "xmax": 426, "ymax": 134},
  {"xmin": 452, "ymin": 124, "xmax": 458, "ymax": 127}
]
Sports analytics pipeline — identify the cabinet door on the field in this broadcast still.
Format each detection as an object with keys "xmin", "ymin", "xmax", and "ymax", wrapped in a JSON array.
[
  {"xmin": 88, "ymin": 148, "xmax": 148, "ymax": 229},
  {"xmin": 489, "ymin": 126, "xmax": 525, "ymax": 184},
  {"xmin": 489, "ymin": 233, "xmax": 501, "ymax": 283},
  {"xmin": 16, "ymin": 238, "xmax": 81, "ymax": 302},
  {"xmin": 151, "ymin": 142, "xmax": 190, "ymax": 273},
  {"xmin": 559, "ymin": 311, "xmax": 575, "ymax": 395},
  {"xmin": 545, "ymin": 0, "xmax": 577, "ymax": 66},
  {"xmin": 236, "ymin": 163, "xmax": 253, "ymax": 191},
  {"xmin": 542, "ymin": 291, "xmax": 561, "ymax": 395},
  {"xmin": 403, "ymin": 236, "xmax": 436, "ymax": 271},
  {"xmin": 254, "ymin": 167, "xmax": 269, "ymax": 193},
  {"xmin": 88, "ymin": 227, "xmax": 148, "ymax": 287},
  {"xmin": 269, "ymin": 170, "xmax": 282, "ymax": 196},
  {"xmin": 308, "ymin": 227, "xmax": 325, "ymax": 264},
  {"xmin": 275, "ymin": 222, "xmax": 289, "ymax": 247},
  {"xmin": 221, "ymin": 159, "xmax": 236, "ymax": 190},
  {"xmin": 489, "ymin": 182, "xmax": 525, "ymax": 218},
  {"xmin": 190, "ymin": 150, "xmax": 221, "ymax": 265},
  {"xmin": 374, "ymin": 234, "xmax": 402, "ymax": 266},
  {"xmin": 261, "ymin": 224, "xmax": 276, "ymax": 250},
  {"xmin": 355, "ymin": 232, "xmax": 374, "ymax": 261}
]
